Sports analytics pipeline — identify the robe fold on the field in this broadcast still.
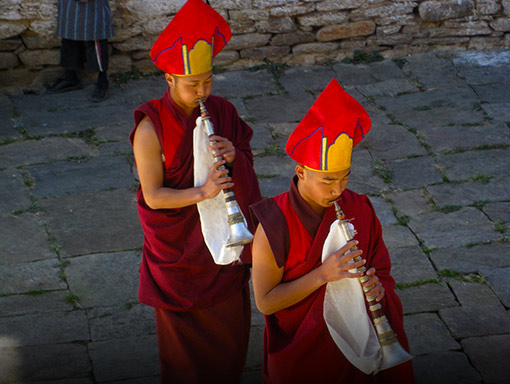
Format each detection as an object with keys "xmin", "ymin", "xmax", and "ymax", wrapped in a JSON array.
[
  {"xmin": 251, "ymin": 177, "xmax": 414, "ymax": 384},
  {"xmin": 129, "ymin": 90, "xmax": 261, "ymax": 311}
]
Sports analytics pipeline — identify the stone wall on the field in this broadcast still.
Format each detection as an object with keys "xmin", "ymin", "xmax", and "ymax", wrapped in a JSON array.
[{"xmin": 1, "ymin": 0, "xmax": 509, "ymax": 87}]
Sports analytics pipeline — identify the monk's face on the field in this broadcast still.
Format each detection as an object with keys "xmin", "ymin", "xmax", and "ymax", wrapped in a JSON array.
[
  {"xmin": 165, "ymin": 70, "xmax": 213, "ymax": 115},
  {"xmin": 296, "ymin": 164, "xmax": 350, "ymax": 214}
]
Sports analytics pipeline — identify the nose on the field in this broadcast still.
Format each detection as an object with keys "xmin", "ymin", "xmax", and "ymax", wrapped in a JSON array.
[{"xmin": 197, "ymin": 83, "xmax": 206, "ymax": 97}]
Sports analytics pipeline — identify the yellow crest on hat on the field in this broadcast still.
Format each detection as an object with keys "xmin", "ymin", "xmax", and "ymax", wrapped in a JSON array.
[{"xmin": 179, "ymin": 39, "xmax": 213, "ymax": 76}]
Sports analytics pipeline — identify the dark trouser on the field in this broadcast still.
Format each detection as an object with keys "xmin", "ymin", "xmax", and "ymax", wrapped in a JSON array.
[{"xmin": 60, "ymin": 38, "xmax": 109, "ymax": 83}]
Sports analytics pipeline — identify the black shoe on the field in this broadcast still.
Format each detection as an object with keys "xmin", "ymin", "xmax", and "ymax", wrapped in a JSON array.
[
  {"xmin": 89, "ymin": 82, "xmax": 108, "ymax": 102},
  {"xmin": 46, "ymin": 79, "xmax": 82, "ymax": 94}
]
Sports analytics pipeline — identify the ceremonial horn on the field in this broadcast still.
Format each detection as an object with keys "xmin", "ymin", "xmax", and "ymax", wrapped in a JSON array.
[
  {"xmin": 199, "ymin": 102, "xmax": 254, "ymax": 247},
  {"xmin": 333, "ymin": 201, "xmax": 413, "ymax": 371}
]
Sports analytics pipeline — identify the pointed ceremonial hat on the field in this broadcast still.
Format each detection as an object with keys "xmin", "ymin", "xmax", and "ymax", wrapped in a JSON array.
[
  {"xmin": 286, "ymin": 79, "xmax": 371, "ymax": 172},
  {"xmin": 150, "ymin": 0, "xmax": 231, "ymax": 76}
]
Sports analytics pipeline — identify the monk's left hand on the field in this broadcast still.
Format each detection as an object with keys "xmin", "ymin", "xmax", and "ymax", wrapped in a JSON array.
[
  {"xmin": 209, "ymin": 135, "xmax": 236, "ymax": 165},
  {"xmin": 362, "ymin": 268, "xmax": 385, "ymax": 302}
]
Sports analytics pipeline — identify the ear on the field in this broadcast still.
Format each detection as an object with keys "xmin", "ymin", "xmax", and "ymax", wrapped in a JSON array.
[
  {"xmin": 295, "ymin": 164, "xmax": 305, "ymax": 181},
  {"xmin": 165, "ymin": 73, "xmax": 175, "ymax": 88}
]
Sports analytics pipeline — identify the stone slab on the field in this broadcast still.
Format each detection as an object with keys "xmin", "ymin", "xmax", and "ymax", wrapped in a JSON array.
[
  {"xmin": 472, "ymin": 82, "xmax": 510, "ymax": 103},
  {"xmin": 333, "ymin": 60, "xmax": 406, "ymax": 86},
  {"xmin": 278, "ymin": 65, "xmax": 337, "ymax": 94},
  {"xmin": 382, "ymin": 224, "xmax": 420, "ymax": 250},
  {"xmin": 88, "ymin": 335, "xmax": 159, "ymax": 382},
  {"xmin": 357, "ymin": 78, "xmax": 418, "ymax": 97},
  {"xmin": 439, "ymin": 305, "xmax": 510, "ymax": 338},
  {"xmin": 0, "ymin": 311, "xmax": 89, "ymax": 347},
  {"xmin": 387, "ymin": 156, "xmax": 444, "ymax": 190},
  {"xmin": 412, "ymin": 352, "xmax": 481, "ymax": 384},
  {"xmin": 461, "ymin": 335, "xmax": 510, "ymax": 384},
  {"xmin": 389, "ymin": 189, "xmax": 435, "ymax": 217},
  {"xmin": 427, "ymin": 176, "xmax": 510, "ymax": 207},
  {"xmin": 253, "ymin": 155, "xmax": 295, "ymax": 178},
  {"xmin": 419, "ymin": 121, "xmax": 510, "ymax": 153},
  {"xmin": 0, "ymin": 290, "xmax": 72, "ymax": 317},
  {"xmin": 483, "ymin": 201, "xmax": 510, "ymax": 223},
  {"xmin": 0, "ymin": 138, "xmax": 98, "ymax": 169},
  {"xmin": 438, "ymin": 148, "xmax": 510, "ymax": 181},
  {"xmin": 453, "ymin": 57, "xmax": 510, "ymax": 85},
  {"xmin": 12, "ymin": 86, "xmax": 133, "ymax": 136},
  {"xmin": 212, "ymin": 69, "xmax": 278, "ymax": 98},
  {"xmin": 0, "ymin": 95, "xmax": 20, "ymax": 141},
  {"xmin": 0, "ymin": 258, "xmax": 66, "ymax": 294},
  {"xmin": 0, "ymin": 169, "xmax": 31, "ymax": 214},
  {"xmin": 484, "ymin": 267, "xmax": 510, "ymax": 308},
  {"xmin": 349, "ymin": 149, "xmax": 389, "ymax": 195},
  {"xmin": 119, "ymin": 78, "xmax": 168, "ymax": 107},
  {"xmin": 0, "ymin": 213, "xmax": 54, "ymax": 265},
  {"xmin": 65, "ymin": 250, "xmax": 141, "ymax": 308},
  {"xmin": 250, "ymin": 123, "xmax": 274, "ymax": 155},
  {"xmin": 95, "ymin": 123, "xmax": 133, "ymax": 156},
  {"xmin": 448, "ymin": 280, "xmax": 504, "ymax": 308},
  {"xmin": 405, "ymin": 312, "xmax": 460, "ymax": 355},
  {"xmin": 430, "ymin": 242, "xmax": 510, "ymax": 273},
  {"xmin": 407, "ymin": 207, "xmax": 502, "ymax": 249},
  {"xmin": 39, "ymin": 189, "xmax": 143, "ymax": 257},
  {"xmin": 28, "ymin": 155, "xmax": 134, "ymax": 199},
  {"xmin": 376, "ymin": 86, "xmax": 480, "ymax": 117},
  {"xmin": 369, "ymin": 196, "xmax": 397, "ymax": 225},
  {"xmin": 482, "ymin": 102, "xmax": 510, "ymax": 121},
  {"xmin": 88, "ymin": 303, "xmax": 155, "ymax": 341},
  {"xmin": 391, "ymin": 246, "xmax": 438, "ymax": 285},
  {"xmin": 243, "ymin": 91, "xmax": 314, "ymax": 123},
  {"xmin": 402, "ymin": 52, "xmax": 467, "ymax": 90},
  {"xmin": 257, "ymin": 175, "xmax": 290, "ymax": 198},
  {"xmin": 0, "ymin": 343, "xmax": 90, "ymax": 383},
  {"xmin": 362, "ymin": 123, "xmax": 427, "ymax": 161},
  {"xmin": 397, "ymin": 282, "xmax": 458, "ymax": 314},
  {"xmin": 399, "ymin": 106, "xmax": 486, "ymax": 132}
]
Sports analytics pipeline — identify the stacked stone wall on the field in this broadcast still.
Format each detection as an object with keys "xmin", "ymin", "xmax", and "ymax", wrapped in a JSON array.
[{"xmin": 1, "ymin": 0, "xmax": 509, "ymax": 87}]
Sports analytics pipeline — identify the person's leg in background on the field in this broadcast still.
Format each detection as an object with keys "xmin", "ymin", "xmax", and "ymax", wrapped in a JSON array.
[
  {"xmin": 46, "ymin": 38, "xmax": 84, "ymax": 94},
  {"xmin": 86, "ymin": 39, "xmax": 109, "ymax": 102}
]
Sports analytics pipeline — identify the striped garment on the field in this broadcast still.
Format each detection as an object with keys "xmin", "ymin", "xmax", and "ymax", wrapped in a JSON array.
[{"xmin": 57, "ymin": 0, "xmax": 113, "ymax": 41}]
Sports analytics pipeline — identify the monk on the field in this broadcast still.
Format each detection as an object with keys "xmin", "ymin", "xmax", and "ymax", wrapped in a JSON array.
[
  {"xmin": 250, "ymin": 79, "xmax": 414, "ymax": 384},
  {"xmin": 129, "ymin": 1, "xmax": 261, "ymax": 383}
]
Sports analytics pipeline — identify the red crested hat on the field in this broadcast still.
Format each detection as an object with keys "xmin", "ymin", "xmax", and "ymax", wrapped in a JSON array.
[
  {"xmin": 286, "ymin": 79, "xmax": 371, "ymax": 172},
  {"xmin": 151, "ymin": 0, "xmax": 231, "ymax": 76}
]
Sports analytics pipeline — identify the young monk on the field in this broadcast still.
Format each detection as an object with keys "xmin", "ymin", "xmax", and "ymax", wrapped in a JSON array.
[
  {"xmin": 129, "ymin": 1, "xmax": 261, "ymax": 382},
  {"xmin": 250, "ymin": 79, "xmax": 414, "ymax": 384}
]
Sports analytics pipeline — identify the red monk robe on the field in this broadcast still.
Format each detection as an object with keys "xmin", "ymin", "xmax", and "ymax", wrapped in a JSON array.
[
  {"xmin": 251, "ymin": 177, "xmax": 414, "ymax": 384},
  {"xmin": 129, "ymin": 90, "xmax": 261, "ymax": 382}
]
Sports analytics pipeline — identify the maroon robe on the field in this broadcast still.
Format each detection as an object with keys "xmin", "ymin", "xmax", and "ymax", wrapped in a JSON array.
[
  {"xmin": 129, "ymin": 90, "xmax": 261, "ymax": 311},
  {"xmin": 251, "ymin": 177, "xmax": 414, "ymax": 384}
]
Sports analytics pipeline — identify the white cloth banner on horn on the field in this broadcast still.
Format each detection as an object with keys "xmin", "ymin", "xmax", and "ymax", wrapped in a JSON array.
[
  {"xmin": 193, "ymin": 116, "xmax": 243, "ymax": 265},
  {"xmin": 322, "ymin": 219, "xmax": 382, "ymax": 374}
]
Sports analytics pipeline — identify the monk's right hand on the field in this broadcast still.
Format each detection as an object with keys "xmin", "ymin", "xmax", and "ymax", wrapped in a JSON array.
[
  {"xmin": 320, "ymin": 240, "xmax": 365, "ymax": 283},
  {"xmin": 200, "ymin": 159, "xmax": 233, "ymax": 200}
]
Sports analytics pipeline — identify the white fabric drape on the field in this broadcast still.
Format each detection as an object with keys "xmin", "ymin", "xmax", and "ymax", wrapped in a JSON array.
[
  {"xmin": 322, "ymin": 219, "xmax": 382, "ymax": 374},
  {"xmin": 193, "ymin": 116, "xmax": 243, "ymax": 265}
]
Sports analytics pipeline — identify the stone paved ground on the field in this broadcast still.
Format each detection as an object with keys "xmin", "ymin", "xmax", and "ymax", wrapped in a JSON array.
[{"xmin": 0, "ymin": 50, "xmax": 509, "ymax": 384}]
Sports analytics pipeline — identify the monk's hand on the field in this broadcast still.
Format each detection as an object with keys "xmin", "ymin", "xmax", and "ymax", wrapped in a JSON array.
[
  {"xmin": 321, "ymin": 240, "xmax": 365, "ymax": 283},
  {"xmin": 209, "ymin": 135, "xmax": 236, "ymax": 165},
  {"xmin": 200, "ymin": 159, "xmax": 233, "ymax": 200},
  {"xmin": 362, "ymin": 267, "xmax": 385, "ymax": 302}
]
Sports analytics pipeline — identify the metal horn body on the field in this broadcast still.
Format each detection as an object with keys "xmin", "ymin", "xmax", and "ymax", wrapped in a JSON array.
[
  {"xmin": 199, "ymin": 102, "xmax": 253, "ymax": 247},
  {"xmin": 333, "ymin": 201, "xmax": 413, "ymax": 371}
]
